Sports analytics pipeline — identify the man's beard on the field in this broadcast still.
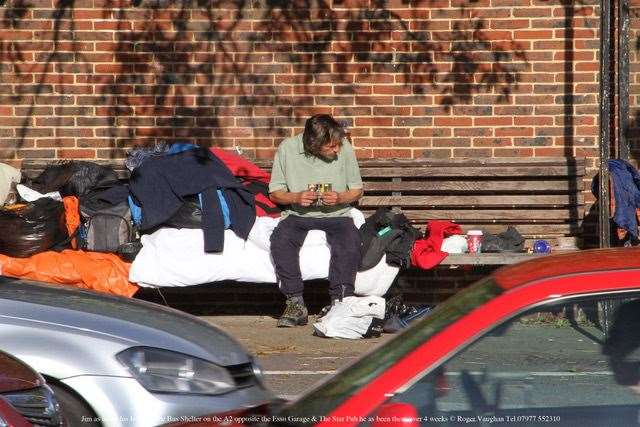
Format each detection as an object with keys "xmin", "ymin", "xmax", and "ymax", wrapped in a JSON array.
[{"xmin": 318, "ymin": 152, "xmax": 338, "ymax": 162}]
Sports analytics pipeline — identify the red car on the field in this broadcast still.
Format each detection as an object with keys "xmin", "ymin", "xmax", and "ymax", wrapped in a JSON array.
[
  {"xmin": 173, "ymin": 248, "xmax": 640, "ymax": 427},
  {"xmin": 0, "ymin": 350, "xmax": 62, "ymax": 426}
]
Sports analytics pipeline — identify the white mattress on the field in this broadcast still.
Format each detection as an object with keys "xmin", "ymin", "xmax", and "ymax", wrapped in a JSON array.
[{"xmin": 129, "ymin": 209, "xmax": 399, "ymax": 297}]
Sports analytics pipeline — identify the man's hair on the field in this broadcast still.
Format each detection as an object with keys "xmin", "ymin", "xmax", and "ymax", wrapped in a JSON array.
[{"xmin": 302, "ymin": 114, "xmax": 345, "ymax": 157}]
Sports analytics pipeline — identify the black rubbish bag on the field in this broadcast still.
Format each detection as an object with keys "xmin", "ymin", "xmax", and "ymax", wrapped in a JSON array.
[
  {"xmin": 30, "ymin": 161, "xmax": 119, "ymax": 197},
  {"xmin": 163, "ymin": 195, "xmax": 202, "ymax": 229},
  {"xmin": 482, "ymin": 226, "xmax": 525, "ymax": 253},
  {"xmin": 0, "ymin": 198, "xmax": 68, "ymax": 257}
]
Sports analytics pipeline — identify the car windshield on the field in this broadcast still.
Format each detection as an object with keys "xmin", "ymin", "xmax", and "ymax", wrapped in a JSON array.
[{"xmin": 278, "ymin": 278, "xmax": 504, "ymax": 422}]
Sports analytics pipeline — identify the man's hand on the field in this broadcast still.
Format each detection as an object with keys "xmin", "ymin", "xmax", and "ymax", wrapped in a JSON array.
[
  {"xmin": 296, "ymin": 191, "xmax": 318, "ymax": 207},
  {"xmin": 321, "ymin": 191, "xmax": 339, "ymax": 206}
]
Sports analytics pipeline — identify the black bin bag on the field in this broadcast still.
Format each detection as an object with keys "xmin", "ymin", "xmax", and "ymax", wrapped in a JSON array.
[
  {"xmin": 0, "ymin": 198, "xmax": 68, "ymax": 257},
  {"xmin": 163, "ymin": 195, "xmax": 203, "ymax": 229},
  {"xmin": 29, "ymin": 161, "xmax": 119, "ymax": 197}
]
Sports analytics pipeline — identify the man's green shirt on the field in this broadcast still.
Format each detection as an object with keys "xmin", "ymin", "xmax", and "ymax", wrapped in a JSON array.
[{"xmin": 269, "ymin": 133, "xmax": 363, "ymax": 218}]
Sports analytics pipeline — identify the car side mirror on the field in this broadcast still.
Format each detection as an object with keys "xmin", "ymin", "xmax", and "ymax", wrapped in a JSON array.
[{"xmin": 371, "ymin": 402, "xmax": 419, "ymax": 427}]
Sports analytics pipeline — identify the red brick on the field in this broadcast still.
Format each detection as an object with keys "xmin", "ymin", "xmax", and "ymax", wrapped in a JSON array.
[
  {"xmin": 576, "ymin": 62, "xmax": 599, "ymax": 72},
  {"xmin": 473, "ymin": 138, "xmax": 512, "ymax": 147},
  {"xmin": 372, "ymin": 128, "xmax": 410, "ymax": 138},
  {"xmin": 490, "ymin": 19, "xmax": 530, "ymax": 29},
  {"xmin": 74, "ymin": 9, "xmax": 108, "ymax": 19},
  {"xmin": 57, "ymin": 148, "xmax": 97, "ymax": 158},
  {"xmin": 453, "ymin": 148, "xmax": 492, "ymax": 157},
  {"xmin": 475, "ymin": 117, "xmax": 512, "ymax": 126},
  {"xmin": 36, "ymin": 139, "xmax": 75, "ymax": 148},
  {"xmin": 455, "ymin": 128, "xmax": 493, "ymax": 137},
  {"xmin": 373, "ymin": 85, "xmax": 412, "ymax": 95},
  {"xmin": 374, "ymin": 107, "xmax": 411, "ymax": 116},
  {"xmin": 0, "ymin": 31, "xmax": 33, "ymax": 40},
  {"xmin": 513, "ymin": 7, "xmax": 551, "ymax": 17},
  {"xmin": 94, "ymin": 21, "xmax": 131, "ymax": 31},
  {"xmin": 515, "ymin": 30, "xmax": 553, "ymax": 39},
  {"xmin": 494, "ymin": 148, "xmax": 534, "ymax": 157},
  {"xmin": 17, "ymin": 149, "xmax": 56, "ymax": 159},
  {"xmin": 434, "ymin": 138, "xmax": 471, "ymax": 147},
  {"xmin": 434, "ymin": 117, "xmax": 473, "ymax": 127},
  {"xmin": 495, "ymin": 127, "xmax": 534, "ymax": 137},
  {"xmin": 515, "ymin": 117, "xmax": 553, "ymax": 126},
  {"xmin": 392, "ymin": 138, "xmax": 430, "ymax": 148},
  {"xmin": 355, "ymin": 117, "xmax": 393, "ymax": 127},
  {"xmin": 372, "ymin": 149, "xmax": 412, "ymax": 158},
  {"xmin": 534, "ymin": 148, "xmax": 567, "ymax": 157},
  {"xmin": 354, "ymin": 138, "xmax": 394, "ymax": 147}
]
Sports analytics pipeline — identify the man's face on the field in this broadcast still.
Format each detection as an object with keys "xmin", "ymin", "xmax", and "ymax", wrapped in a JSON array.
[{"xmin": 317, "ymin": 139, "xmax": 341, "ymax": 161}]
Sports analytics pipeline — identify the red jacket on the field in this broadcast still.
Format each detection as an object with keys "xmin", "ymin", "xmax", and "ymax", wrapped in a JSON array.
[
  {"xmin": 410, "ymin": 221, "xmax": 462, "ymax": 270},
  {"xmin": 210, "ymin": 148, "xmax": 280, "ymax": 218}
]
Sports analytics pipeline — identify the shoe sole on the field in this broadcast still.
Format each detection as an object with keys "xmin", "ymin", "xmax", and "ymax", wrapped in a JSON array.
[{"xmin": 277, "ymin": 318, "xmax": 308, "ymax": 328}]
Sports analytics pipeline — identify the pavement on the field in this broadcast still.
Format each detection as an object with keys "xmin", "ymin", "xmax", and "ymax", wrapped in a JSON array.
[
  {"xmin": 201, "ymin": 315, "xmax": 394, "ymax": 398},
  {"xmin": 201, "ymin": 315, "xmax": 623, "ymax": 405}
]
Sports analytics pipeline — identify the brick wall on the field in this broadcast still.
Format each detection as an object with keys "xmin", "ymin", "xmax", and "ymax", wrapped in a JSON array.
[
  {"xmin": 0, "ymin": 0, "xmax": 607, "ymax": 169},
  {"xmin": 1, "ymin": 0, "xmax": 637, "ymax": 308}
]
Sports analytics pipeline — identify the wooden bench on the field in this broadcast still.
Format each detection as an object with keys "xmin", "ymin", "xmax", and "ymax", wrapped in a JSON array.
[
  {"xmin": 358, "ymin": 157, "xmax": 586, "ymax": 264},
  {"xmin": 22, "ymin": 156, "xmax": 586, "ymax": 265}
]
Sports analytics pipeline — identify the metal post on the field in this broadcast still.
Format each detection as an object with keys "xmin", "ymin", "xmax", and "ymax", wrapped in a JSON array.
[
  {"xmin": 598, "ymin": 0, "xmax": 616, "ymax": 339},
  {"xmin": 599, "ymin": 0, "xmax": 612, "ymax": 249},
  {"xmin": 618, "ymin": 0, "xmax": 630, "ymax": 160}
]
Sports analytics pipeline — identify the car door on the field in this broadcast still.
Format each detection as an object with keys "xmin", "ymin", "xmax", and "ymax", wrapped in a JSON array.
[{"xmin": 362, "ymin": 292, "xmax": 640, "ymax": 427}]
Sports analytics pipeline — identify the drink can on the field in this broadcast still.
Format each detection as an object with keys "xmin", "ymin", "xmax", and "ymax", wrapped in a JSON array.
[
  {"xmin": 467, "ymin": 230, "xmax": 483, "ymax": 254},
  {"xmin": 533, "ymin": 239, "xmax": 551, "ymax": 254}
]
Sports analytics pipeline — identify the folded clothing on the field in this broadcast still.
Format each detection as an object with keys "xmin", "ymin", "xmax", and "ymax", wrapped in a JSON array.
[
  {"xmin": 411, "ymin": 220, "xmax": 463, "ymax": 270},
  {"xmin": 129, "ymin": 148, "xmax": 255, "ymax": 253}
]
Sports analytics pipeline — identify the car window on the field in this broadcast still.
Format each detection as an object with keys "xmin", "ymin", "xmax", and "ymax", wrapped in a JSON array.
[
  {"xmin": 278, "ymin": 278, "xmax": 503, "ymax": 422},
  {"xmin": 364, "ymin": 294, "xmax": 640, "ymax": 427}
]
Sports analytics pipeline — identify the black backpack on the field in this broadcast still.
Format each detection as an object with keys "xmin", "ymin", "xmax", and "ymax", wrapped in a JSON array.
[
  {"xmin": 359, "ymin": 207, "xmax": 422, "ymax": 271},
  {"xmin": 77, "ymin": 188, "xmax": 137, "ymax": 253}
]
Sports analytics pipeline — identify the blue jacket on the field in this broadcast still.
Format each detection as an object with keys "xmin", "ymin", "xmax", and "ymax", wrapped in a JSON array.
[
  {"xmin": 592, "ymin": 159, "xmax": 640, "ymax": 238},
  {"xmin": 129, "ymin": 147, "xmax": 255, "ymax": 252}
]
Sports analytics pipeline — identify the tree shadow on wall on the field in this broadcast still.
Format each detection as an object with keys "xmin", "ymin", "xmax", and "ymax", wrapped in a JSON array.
[{"xmin": 0, "ymin": 0, "xmax": 537, "ymax": 157}]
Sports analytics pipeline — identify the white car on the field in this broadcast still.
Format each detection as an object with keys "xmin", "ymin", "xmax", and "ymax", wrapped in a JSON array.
[{"xmin": 0, "ymin": 277, "xmax": 273, "ymax": 427}]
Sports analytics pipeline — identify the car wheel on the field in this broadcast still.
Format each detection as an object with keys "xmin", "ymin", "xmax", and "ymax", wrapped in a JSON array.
[{"xmin": 48, "ymin": 382, "xmax": 101, "ymax": 427}]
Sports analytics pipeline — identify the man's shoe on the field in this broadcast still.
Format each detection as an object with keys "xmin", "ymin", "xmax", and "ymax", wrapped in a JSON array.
[{"xmin": 277, "ymin": 299, "xmax": 308, "ymax": 327}]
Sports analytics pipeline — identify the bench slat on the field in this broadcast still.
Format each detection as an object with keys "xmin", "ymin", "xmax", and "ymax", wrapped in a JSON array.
[
  {"xmin": 461, "ymin": 224, "xmax": 578, "ymax": 236},
  {"xmin": 440, "ymin": 253, "xmax": 549, "ymax": 265},
  {"xmin": 255, "ymin": 157, "xmax": 586, "ymax": 168},
  {"xmin": 415, "ymin": 225, "xmax": 577, "ymax": 238},
  {"xmin": 360, "ymin": 166, "xmax": 585, "ymax": 178},
  {"xmin": 373, "ymin": 208, "xmax": 585, "ymax": 222},
  {"xmin": 363, "ymin": 180, "xmax": 584, "ymax": 193},
  {"xmin": 359, "ymin": 194, "xmax": 584, "ymax": 207}
]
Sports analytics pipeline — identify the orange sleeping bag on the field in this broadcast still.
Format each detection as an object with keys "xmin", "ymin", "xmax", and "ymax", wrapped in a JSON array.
[{"xmin": 0, "ymin": 250, "xmax": 139, "ymax": 297}]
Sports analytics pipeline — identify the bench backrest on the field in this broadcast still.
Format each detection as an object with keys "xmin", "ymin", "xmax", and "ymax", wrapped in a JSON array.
[
  {"xmin": 357, "ymin": 157, "xmax": 586, "ymax": 242},
  {"xmin": 22, "ymin": 156, "xmax": 586, "ymax": 244}
]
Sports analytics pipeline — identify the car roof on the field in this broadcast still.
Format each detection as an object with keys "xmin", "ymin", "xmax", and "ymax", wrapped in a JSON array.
[{"xmin": 493, "ymin": 247, "xmax": 640, "ymax": 290}]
